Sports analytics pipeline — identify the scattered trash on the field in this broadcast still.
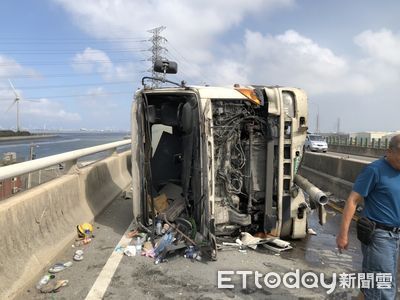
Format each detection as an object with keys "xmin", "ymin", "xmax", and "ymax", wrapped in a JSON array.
[
  {"xmin": 73, "ymin": 250, "xmax": 84, "ymax": 261},
  {"xmin": 307, "ymin": 228, "xmax": 317, "ymax": 235},
  {"xmin": 184, "ymin": 246, "xmax": 202, "ymax": 261},
  {"xmin": 143, "ymin": 241, "xmax": 153, "ymax": 251},
  {"xmin": 154, "ymin": 231, "xmax": 174, "ymax": 264},
  {"xmin": 77, "ymin": 223, "xmax": 93, "ymax": 239},
  {"xmin": 134, "ymin": 236, "xmax": 143, "ymax": 255},
  {"xmin": 142, "ymin": 241, "xmax": 155, "ymax": 258},
  {"xmin": 160, "ymin": 214, "xmax": 197, "ymax": 246},
  {"xmin": 124, "ymin": 245, "xmax": 137, "ymax": 257},
  {"xmin": 114, "ymin": 245, "xmax": 125, "ymax": 253},
  {"xmin": 36, "ymin": 274, "xmax": 55, "ymax": 290},
  {"xmin": 40, "ymin": 279, "xmax": 69, "ymax": 293},
  {"xmin": 126, "ymin": 229, "xmax": 139, "ymax": 239},
  {"xmin": 240, "ymin": 232, "xmax": 261, "ymax": 250},
  {"xmin": 156, "ymin": 219, "xmax": 162, "ymax": 235},
  {"xmin": 126, "ymin": 230, "xmax": 139, "ymax": 239},
  {"xmin": 74, "ymin": 238, "xmax": 92, "ymax": 247},
  {"xmin": 218, "ymin": 232, "xmax": 293, "ymax": 253},
  {"xmin": 48, "ymin": 262, "xmax": 73, "ymax": 273},
  {"xmin": 161, "ymin": 223, "xmax": 170, "ymax": 234},
  {"xmin": 262, "ymin": 238, "xmax": 292, "ymax": 253}
]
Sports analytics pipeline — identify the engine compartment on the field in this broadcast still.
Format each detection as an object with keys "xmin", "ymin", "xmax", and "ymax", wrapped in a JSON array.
[{"xmin": 211, "ymin": 100, "xmax": 279, "ymax": 235}]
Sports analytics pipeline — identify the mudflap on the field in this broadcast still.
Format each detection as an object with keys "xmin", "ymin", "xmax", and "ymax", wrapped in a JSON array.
[{"xmin": 291, "ymin": 215, "xmax": 307, "ymax": 239}]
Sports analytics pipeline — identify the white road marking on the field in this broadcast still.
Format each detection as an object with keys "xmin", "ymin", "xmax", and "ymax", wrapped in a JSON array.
[{"xmin": 85, "ymin": 221, "xmax": 134, "ymax": 300}]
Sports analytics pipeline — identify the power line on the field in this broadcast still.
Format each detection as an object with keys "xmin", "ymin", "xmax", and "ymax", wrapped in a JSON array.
[
  {"xmin": 0, "ymin": 58, "xmax": 143, "ymax": 66},
  {"xmin": 0, "ymin": 70, "xmax": 147, "ymax": 79},
  {"xmin": 0, "ymin": 91, "xmax": 134, "ymax": 101},
  {"xmin": 0, "ymin": 48, "xmax": 147, "ymax": 54},
  {"xmin": 0, "ymin": 80, "xmax": 134, "ymax": 90},
  {"xmin": 0, "ymin": 37, "xmax": 148, "ymax": 44},
  {"xmin": 166, "ymin": 40, "xmax": 212, "ymax": 84}
]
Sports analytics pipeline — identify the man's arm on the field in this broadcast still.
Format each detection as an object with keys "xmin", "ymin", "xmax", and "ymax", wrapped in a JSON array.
[{"xmin": 336, "ymin": 191, "xmax": 364, "ymax": 251}]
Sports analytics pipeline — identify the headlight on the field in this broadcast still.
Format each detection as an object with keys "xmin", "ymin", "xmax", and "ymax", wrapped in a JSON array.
[{"xmin": 282, "ymin": 91, "xmax": 295, "ymax": 118}]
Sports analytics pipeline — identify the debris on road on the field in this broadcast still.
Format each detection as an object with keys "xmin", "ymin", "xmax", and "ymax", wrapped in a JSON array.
[
  {"xmin": 73, "ymin": 250, "xmax": 84, "ymax": 261},
  {"xmin": 184, "ymin": 246, "xmax": 202, "ymax": 261},
  {"xmin": 307, "ymin": 228, "xmax": 317, "ymax": 235},
  {"xmin": 36, "ymin": 274, "xmax": 55, "ymax": 290},
  {"xmin": 40, "ymin": 279, "xmax": 68, "ymax": 293},
  {"xmin": 77, "ymin": 223, "xmax": 94, "ymax": 239},
  {"xmin": 48, "ymin": 261, "xmax": 73, "ymax": 273},
  {"xmin": 124, "ymin": 245, "xmax": 137, "ymax": 257}
]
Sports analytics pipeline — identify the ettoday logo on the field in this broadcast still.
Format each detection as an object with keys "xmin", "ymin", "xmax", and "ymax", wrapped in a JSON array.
[
  {"xmin": 217, "ymin": 270, "xmax": 392, "ymax": 294},
  {"xmin": 218, "ymin": 270, "xmax": 336, "ymax": 295}
]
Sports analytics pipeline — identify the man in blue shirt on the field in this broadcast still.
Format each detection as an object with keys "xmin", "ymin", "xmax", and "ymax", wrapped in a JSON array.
[{"xmin": 337, "ymin": 134, "xmax": 400, "ymax": 300}]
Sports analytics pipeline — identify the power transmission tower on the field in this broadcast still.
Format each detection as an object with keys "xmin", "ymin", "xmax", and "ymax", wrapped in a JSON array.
[{"xmin": 147, "ymin": 26, "xmax": 167, "ymax": 88}]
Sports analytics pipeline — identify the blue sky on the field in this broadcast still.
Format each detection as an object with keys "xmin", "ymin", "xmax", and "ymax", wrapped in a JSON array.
[{"xmin": 0, "ymin": 0, "xmax": 399, "ymax": 132}]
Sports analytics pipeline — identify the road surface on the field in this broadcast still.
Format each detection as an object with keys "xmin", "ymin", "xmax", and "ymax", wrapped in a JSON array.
[{"xmin": 16, "ymin": 191, "xmax": 398, "ymax": 299}]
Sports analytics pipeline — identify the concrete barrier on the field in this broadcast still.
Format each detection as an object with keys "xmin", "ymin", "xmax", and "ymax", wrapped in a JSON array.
[
  {"xmin": 328, "ymin": 144, "xmax": 386, "ymax": 158},
  {"xmin": 299, "ymin": 152, "xmax": 369, "ymax": 200},
  {"xmin": 0, "ymin": 151, "xmax": 132, "ymax": 299}
]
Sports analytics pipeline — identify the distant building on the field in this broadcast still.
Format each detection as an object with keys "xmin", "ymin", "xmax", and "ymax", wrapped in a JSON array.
[
  {"xmin": 349, "ymin": 131, "xmax": 389, "ymax": 143},
  {"xmin": 0, "ymin": 177, "xmax": 22, "ymax": 201},
  {"xmin": 0, "ymin": 152, "xmax": 23, "ymax": 200},
  {"xmin": 382, "ymin": 131, "xmax": 400, "ymax": 142}
]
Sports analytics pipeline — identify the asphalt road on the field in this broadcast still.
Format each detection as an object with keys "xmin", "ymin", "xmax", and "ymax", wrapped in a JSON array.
[{"xmin": 16, "ymin": 191, "xmax": 398, "ymax": 300}]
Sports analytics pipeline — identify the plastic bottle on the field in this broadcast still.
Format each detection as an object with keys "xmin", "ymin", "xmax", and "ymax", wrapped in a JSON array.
[
  {"xmin": 36, "ymin": 274, "xmax": 55, "ymax": 290},
  {"xmin": 135, "ymin": 236, "xmax": 142, "ymax": 255},
  {"xmin": 156, "ymin": 220, "xmax": 162, "ymax": 235}
]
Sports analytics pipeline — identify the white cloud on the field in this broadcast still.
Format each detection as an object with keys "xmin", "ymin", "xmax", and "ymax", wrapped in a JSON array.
[
  {"xmin": 198, "ymin": 30, "xmax": 372, "ymax": 95},
  {"xmin": 22, "ymin": 98, "xmax": 81, "ymax": 122},
  {"xmin": 52, "ymin": 1, "xmax": 400, "ymax": 131},
  {"xmin": 1, "ymin": 96, "xmax": 81, "ymax": 130},
  {"xmin": 72, "ymin": 47, "xmax": 137, "ymax": 81},
  {"xmin": 72, "ymin": 47, "xmax": 113, "ymax": 74},
  {"xmin": 355, "ymin": 29, "xmax": 400, "ymax": 66},
  {"xmin": 81, "ymin": 86, "xmax": 117, "ymax": 108},
  {"xmin": 55, "ymin": 0, "xmax": 294, "ymax": 65},
  {"xmin": 0, "ymin": 55, "xmax": 38, "ymax": 78}
]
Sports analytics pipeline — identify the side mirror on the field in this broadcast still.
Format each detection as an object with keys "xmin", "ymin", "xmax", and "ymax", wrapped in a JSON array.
[{"xmin": 154, "ymin": 59, "xmax": 178, "ymax": 74}]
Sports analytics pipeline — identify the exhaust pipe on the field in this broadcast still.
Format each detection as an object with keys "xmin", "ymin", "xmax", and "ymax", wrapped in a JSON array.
[
  {"xmin": 294, "ymin": 174, "xmax": 328, "ymax": 225},
  {"xmin": 294, "ymin": 174, "xmax": 328, "ymax": 207}
]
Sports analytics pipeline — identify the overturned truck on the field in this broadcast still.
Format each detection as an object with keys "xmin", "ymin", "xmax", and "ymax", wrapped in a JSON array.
[{"xmin": 131, "ymin": 60, "xmax": 325, "ymax": 259}]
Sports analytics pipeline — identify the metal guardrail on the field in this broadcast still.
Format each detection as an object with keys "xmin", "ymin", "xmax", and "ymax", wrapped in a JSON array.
[
  {"xmin": 0, "ymin": 140, "xmax": 131, "ymax": 181},
  {"xmin": 326, "ymin": 136, "xmax": 389, "ymax": 149}
]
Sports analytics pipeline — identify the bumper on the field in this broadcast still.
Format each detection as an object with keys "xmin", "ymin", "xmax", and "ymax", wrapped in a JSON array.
[{"xmin": 310, "ymin": 146, "xmax": 328, "ymax": 152}]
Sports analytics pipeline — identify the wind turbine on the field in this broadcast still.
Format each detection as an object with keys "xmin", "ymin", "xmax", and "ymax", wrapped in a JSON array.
[
  {"xmin": 6, "ymin": 79, "xmax": 22, "ymax": 132},
  {"xmin": 5, "ymin": 80, "xmax": 39, "ymax": 132}
]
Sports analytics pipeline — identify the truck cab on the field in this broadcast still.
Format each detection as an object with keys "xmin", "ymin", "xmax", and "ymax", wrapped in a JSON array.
[{"xmin": 131, "ymin": 60, "xmax": 313, "ymax": 258}]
